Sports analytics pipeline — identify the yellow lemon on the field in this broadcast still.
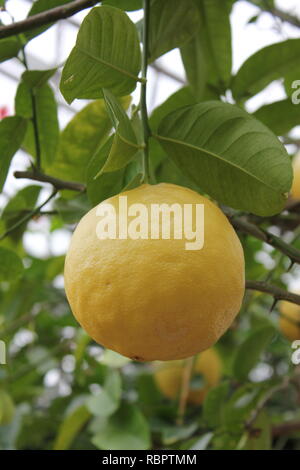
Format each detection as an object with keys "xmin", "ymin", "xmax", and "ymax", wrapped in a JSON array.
[
  {"xmin": 64, "ymin": 183, "xmax": 245, "ymax": 361},
  {"xmin": 279, "ymin": 296, "xmax": 300, "ymax": 342},
  {"xmin": 291, "ymin": 152, "xmax": 300, "ymax": 200},
  {"xmin": 154, "ymin": 349, "xmax": 222, "ymax": 404}
]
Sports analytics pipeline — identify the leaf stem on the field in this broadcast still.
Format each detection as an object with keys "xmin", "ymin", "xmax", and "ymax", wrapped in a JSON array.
[{"xmin": 140, "ymin": 0, "xmax": 151, "ymax": 183}]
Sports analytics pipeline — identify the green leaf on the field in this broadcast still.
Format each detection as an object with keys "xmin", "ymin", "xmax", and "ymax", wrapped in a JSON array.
[
  {"xmin": 157, "ymin": 101, "xmax": 292, "ymax": 216},
  {"xmin": 0, "ymin": 247, "xmax": 24, "ymax": 281},
  {"xmin": 0, "ymin": 116, "xmax": 28, "ymax": 192},
  {"xmin": 194, "ymin": 0, "xmax": 232, "ymax": 86},
  {"xmin": 238, "ymin": 411, "xmax": 271, "ymax": 450},
  {"xmin": 148, "ymin": 0, "xmax": 200, "ymax": 63},
  {"xmin": 25, "ymin": 0, "xmax": 73, "ymax": 41},
  {"xmin": 189, "ymin": 432, "xmax": 213, "ymax": 450},
  {"xmin": 100, "ymin": 89, "xmax": 139, "ymax": 174},
  {"xmin": 0, "ymin": 38, "xmax": 21, "ymax": 63},
  {"xmin": 15, "ymin": 81, "xmax": 59, "ymax": 167},
  {"xmin": 254, "ymin": 98, "xmax": 300, "ymax": 136},
  {"xmin": 102, "ymin": 0, "xmax": 142, "ymax": 10},
  {"xmin": 86, "ymin": 370, "xmax": 122, "ymax": 417},
  {"xmin": 53, "ymin": 404, "xmax": 91, "ymax": 450},
  {"xmin": 232, "ymin": 39, "xmax": 300, "ymax": 101},
  {"xmin": 92, "ymin": 402, "xmax": 150, "ymax": 450},
  {"xmin": 232, "ymin": 326, "xmax": 276, "ymax": 381},
  {"xmin": 203, "ymin": 381, "xmax": 230, "ymax": 427},
  {"xmin": 60, "ymin": 6, "xmax": 141, "ymax": 104},
  {"xmin": 49, "ymin": 98, "xmax": 130, "ymax": 183},
  {"xmin": 22, "ymin": 69, "xmax": 57, "ymax": 88},
  {"xmin": 55, "ymin": 193, "xmax": 91, "ymax": 224},
  {"xmin": 99, "ymin": 350, "xmax": 131, "ymax": 368},
  {"xmin": 86, "ymin": 136, "xmax": 125, "ymax": 206},
  {"xmin": 180, "ymin": 38, "xmax": 206, "ymax": 100}
]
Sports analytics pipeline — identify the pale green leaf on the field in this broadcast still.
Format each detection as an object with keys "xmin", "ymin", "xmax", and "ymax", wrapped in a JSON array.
[
  {"xmin": 92, "ymin": 403, "xmax": 150, "ymax": 450},
  {"xmin": 157, "ymin": 101, "xmax": 292, "ymax": 216},
  {"xmin": 232, "ymin": 326, "xmax": 276, "ymax": 381},
  {"xmin": 86, "ymin": 370, "xmax": 122, "ymax": 417},
  {"xmin": 0, "ymin": 116, "xmax": 28, "ymax": 192},
  {"xmin": 0, "ymin": 247, "xmax": 24, "ymax": 282},
  {"xmin": 53, "ymin": 404, "xmax": 91, "ymax": 450},
  {"xmin": 254, "ymin": 98, "xmax": 300, "ymax": 136},
  {"xmin": 60, "ymin": 6, "xmax": 141, "ymax": 103},
  {"xmin": 232, "ymin": 39, "xmax": 300, "ymax": 101}
]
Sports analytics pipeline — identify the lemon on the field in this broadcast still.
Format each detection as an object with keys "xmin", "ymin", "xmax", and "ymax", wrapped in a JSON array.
[
  {"xmin": 64, "ymin": 183, "xmax": 245, "ymax": 361},
  {"xmin": 279, "ymin": 296, "xmax": 300, "ymax": 342},
  {"xmin": 154, "ymin": 348, "xmax": 222, "ymax": 404},
  {"xmin": 291, "ymin": 152, "xmax": 300, "ymax": 200}
]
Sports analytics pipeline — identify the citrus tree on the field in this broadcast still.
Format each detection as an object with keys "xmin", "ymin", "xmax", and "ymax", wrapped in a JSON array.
[{"xmin": 0, "ymin": 0, "xmax": 300, "ymax": 451}]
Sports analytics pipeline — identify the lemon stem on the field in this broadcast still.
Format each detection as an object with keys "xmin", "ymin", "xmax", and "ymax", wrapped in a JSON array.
[{"xmin": 140, "ymin": 0, "xmax": 151, "ymax": 183}]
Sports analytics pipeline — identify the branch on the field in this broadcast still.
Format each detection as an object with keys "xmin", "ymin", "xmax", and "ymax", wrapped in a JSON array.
[
  {"xmin": 0, "ymin": 190, "xmax": 57, "ymax": 241},
  {"xmin": 246, "ymin": 280, "xmax": 300, "ymax": 305},
  {"xmin": 0, "ymin": 0, "xmax": 99, "ymax": 39},
  {"xmin": 229, "ymin": 215, "xmax": 300, "ymax": 265},
  {"xmin": 246, "ymin": 0, "xmax": 300, "ymax": 28},
  {"xmin": 272, "ymin": 420, "xmax": 300, "ymax": 437},
  {"xmin": 14, "ymin": 170, "xmax": 86, "ymax": 192},
  {"xmin": 151, "ymin": 63, "xmax": 186, "ymax": 85}
]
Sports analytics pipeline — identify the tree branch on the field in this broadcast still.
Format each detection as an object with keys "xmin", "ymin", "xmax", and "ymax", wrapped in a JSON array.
[
  {"xmin": 272, "ymin": 419, "xmax": 300, "ymax": 437},
  {"xmin": 246, "ymin": 280, "xmax": 300, "ymax": 305},
  {"xmin": 229, "ymin": 215, "xmax": 300, "ymax": 265},
  {"xmin": 0, "ymin": 0, "xmax": 99, "ymax": 40},
  {"xmin": 246, "ymin": 0, "xmax": 300, "ymax": 29},
  {"xmin": 14, "ymin": 170, "xmax": 86, "ymax": 192}
]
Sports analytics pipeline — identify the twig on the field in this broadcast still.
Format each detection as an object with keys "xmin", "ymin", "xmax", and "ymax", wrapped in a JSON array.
[
  {"xmin": 151, "ymin": 63, "xmax": 186, "ymax": 85},
  {"xmin": 246, "ymin": 0, "xmax": 300, "ymax": 29},
  {"xmin": 0, "ymin": 190, "xmax": 57, "ymax": 241},
  {"xmin": 14, "ymin": 169, "xmax": 86, "ymax": 192},
  {"xmin": 272, "ymin": 420, "xmax": 300, "ymax": 437},
  {"xmin": 246, "ymin": 280, "xmax": 300, "ymax": 305},
  {"xmin": 0, "ymin": 0, "xmax": 99, "ymax": 39},
  {"xmin": 229, "ymin": 215, "xmax": 300, "ymax": 265},
  {"xmin": 177, "ymin": 356, "xmax": 195, "ymax": 426}
]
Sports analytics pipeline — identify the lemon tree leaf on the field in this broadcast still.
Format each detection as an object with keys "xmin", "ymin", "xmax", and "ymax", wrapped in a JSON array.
[
  {"xmin": 92, "ymin": 402, "xmax": 150, "ymax": 450},
  {"xmin": 86, "ymin": 370, "xmax": 122, "ymax": 417},
  {"xmin": 238, "ymin": 411, "xmax": 271, "ymax": 450},
  {"xmin": 254, "ymin": 98, "xmax": 300, "ymax": 136},
  {"xmin": 25, "ymin": 0, "xmax": 73, "ymax": 41},
  {"xmin": 100, "ymin": 89, "xmax": 139, "ymax": 174},
  {"xmin": 0, "ymin": 247, "xmax": 24, "ymax": 281},
  {"xmin": 148, "ymin": 0, "xmax": 200, "ymax": 63},
  {"xmin": 22, "ymin": 69, "xmax": 57, "ymax": 88},
  {"xmin": 15, "ymin": 81, "xmax": 59, "ymax": 167},
  {"xmin": 157, "ymin": 101, "xmax": 292, "ymax": 216},
  {"xmin": 232, "ymin": 326, "xmax": 276, "ymax": 381},
  {"xmin": 87, "ymin": 136, "xmax": 125, "ymax": 206},
  {"xmin": 232, "ymin": 39, "xmax": 300, "ymax": 101},
  {"xmin": 102, "ymin": 0, "xmax": 142, "ymax": 10},
  {"xmin": 48, "ymin": 97, "xmax": 130, "ymax": 183},
  {"xmin": 180, "ymin": 37, "xmax": 207, "ymax": 100},
  {"xmin": 53, "ymin": 404, "xmax": 91, "ymax": 450},
  {"xmin": 0, "ymin": 38, "xmax": 22, "ymax": 63},
  {"xmin": 60, "ymin": 6, "xmax": 141, "ymax": 103},
  {"xmin": 203, "ymin": 381, "xmax": 230, "ymax": 427},
  {"xmin": 55, "ymin": 193, "xmax": 91, "ymax": 224},
  {"xmin": 0, "ymin": 116, "xmax": 28, "ymax": 192},
  {"xmin": 194, "ymin": 0, "xmax": 232, "ymax": 86}
]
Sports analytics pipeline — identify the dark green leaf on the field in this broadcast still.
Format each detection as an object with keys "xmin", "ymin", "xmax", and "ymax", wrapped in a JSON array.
[
  {"xmin": 232, "ymin": 326, "xmax": 276, "ymax": 381},
  {"xmin": 254, "ymin": 98, "xmax": 300, "ymax": 136},
  {"xmin": 15, "ymin": 81, "xmax": 59, "ymax": 166},
  {"xmin": 180, "ymin": 38, "xmax": 206, "ymax": 100},
  {"xmin": 0, "ymin": 247, "xmax": 24, "ymax": 281},
  {"xmin": 148, "ymin": 0, "xmax": 200, "ymax": 63},
  {"xmin": 232, "ymin": 39, "xmax": 300, "ymax": 101},
  {"xmin": 25, "ymin": 0, "xmax": 73, "ymax": 41},
  {"xmin": 0, "ymin": 116, "xmax": 28, "ymax": 192},
  {"xmin": 22, "ymin": 69, "xmax": 57, "ymax": 88},
  {"xmin": 203, "ymin": 381, "xmax": 230, "ymax": 427},
  {"xmin": 0, "ymin": 38, "xmax": 21, "ymax": 63},
  {"xmin": 238, "ymin": 411, "xmax": 271, "ymax": 450},
  {"xmin": 60, "ymin": 6, "xmax": 141, "ymax": 103},
  {"xmin": 157, "ymin": 101, "xmax": 292, "ymax": 216},
  {"xmin": 92, "ymin": 402, "xmax": 150, "ymax": 450},
  {"xmin": 55, "ymin": 193, "xmax": 91, "ymax": 224}
]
